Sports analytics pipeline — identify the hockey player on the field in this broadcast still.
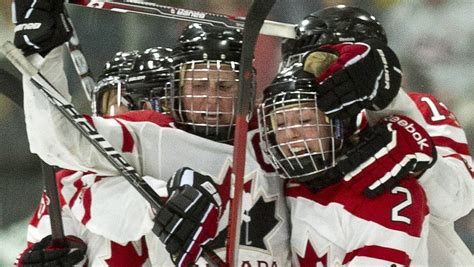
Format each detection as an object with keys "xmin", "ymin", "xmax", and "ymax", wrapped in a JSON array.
[
  {"xmin": 13, "ymin": 0, "xmax": 470, "ymax": 266},
  {"xmin": 93, "ymin": 49, "xmax": 139, "ymax": 116},
  {"xmin": 93, "ymin": 46, "xmax": 173, "ymax": 116},
  {"xmin": 16, "ymin": 48, "xmax": 176, "ymax": 266},
  {"xmin": 258, "ymin": 64, "xmax": 432, "ymax": 265},
  {"xmin": 155, "ymin": 5, "xmax": 473, "ymax": 266},
  {"xmin": 284, "ymin": 5, "xmax": 473, "ymax": 266},
  {"xmin": 152, "ymin": 24, "xmax": 291, "ymax": 266},
  {"xmin": 14, "ymin": 1, "xmax": 292, "ymax": 263}
]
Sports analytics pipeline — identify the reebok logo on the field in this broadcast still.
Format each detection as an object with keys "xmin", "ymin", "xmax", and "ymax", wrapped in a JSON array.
[
  {"xmin": 15, "ymin": 23, "xmax": 41, "ymax": 32},
  {"xmin": 389, "ymin": 116, "xmax": 429, "ymax": 150},
  {"xmin": 377, "ymin": 49, "xmax": 390, "ymax": 90}
]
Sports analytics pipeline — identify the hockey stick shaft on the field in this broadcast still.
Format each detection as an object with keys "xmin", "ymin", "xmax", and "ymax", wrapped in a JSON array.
[
  {"xmin": 68, "ymin": 0, "xmax": 296, "ymax": 39},
  {"xmin": 0, "ymin": 41, "xmax": 225, "ymax": 267},
  {"xmin": 226, "ymin": 1, "xmax": 276, "ymax": 266},
  {"xmin": 41, "ymin": 162, "xmax": 66, "ymax": 246},
  {"xmin": 0, "ymin": 70, "xmax": 66, "ymax": 246}
]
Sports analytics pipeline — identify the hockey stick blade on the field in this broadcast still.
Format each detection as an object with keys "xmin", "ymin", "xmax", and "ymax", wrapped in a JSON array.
[
  {"xmin": 68, "ymin": 0, "xmax": 296, "ymax": 39},
  {"xmin": 226, "ymin": 1, "xmax": 276, "ymax": 266},
  {"xmin": 0, "ymin": 41, "xmax": 225, "ymax": 267}
]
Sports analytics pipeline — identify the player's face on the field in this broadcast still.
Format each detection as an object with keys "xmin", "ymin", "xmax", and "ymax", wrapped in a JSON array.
[
  {"xmin": 100, "ymin": 87, "xmax": 152, "ymax": 116},
  {"xmin": 180, "ymin": 63, "xmax": 238, "ymax": 126},
  {"xmin": 271, "ymin": 103, "xmax": 332, "ymax": 157}
]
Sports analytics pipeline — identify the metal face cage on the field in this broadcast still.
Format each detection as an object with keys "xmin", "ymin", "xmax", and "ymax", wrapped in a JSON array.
[
  {"xmin": 171, "ymin": 59, "xmax": 240, "ymax": 143},
  {"xmin": 259, "ymin": 90, "xmax": 339, "ymax": 181}
]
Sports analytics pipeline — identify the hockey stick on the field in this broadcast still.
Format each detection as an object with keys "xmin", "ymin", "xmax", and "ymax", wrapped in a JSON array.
[
  {"xmin": 41, "ymin": 163, "xmax": 66, "ymax": 246},
  {"xmin": 68, "ymin": 0, "xmax": 296, "ymax": 39},
  {"xmin": 226, "ymin": 1, "xmax": 276, "ymax": 266},
  {"xmin": 0, "ymin": 69, "xmax": 66, "ymax": 246},
  {"xmin": 0, "ymin": 42, "xmax": 225, "ymax": 267}
]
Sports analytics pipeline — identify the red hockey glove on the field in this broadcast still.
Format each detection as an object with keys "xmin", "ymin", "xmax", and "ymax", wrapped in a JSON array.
[
  {"xmin": 337, "ymin": 115, "xmax": 437, "ymax": 198},
  {"xmin": 17, "ymin": 235, "xmax": 87, "ymax": 267},
  {"xmin": 12, "ymin": 0, "xmax": 73, "ymax": 56},
  {"xmin": 303, "ymin": 39, "xmax": 402, "ymax": 119},
  {"xmin": 153, "ymin": 167, "xmax": 228, "ymax": 267}
]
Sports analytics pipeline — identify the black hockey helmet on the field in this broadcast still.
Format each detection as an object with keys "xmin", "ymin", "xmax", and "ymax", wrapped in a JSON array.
[
  {"xmin": 93, "ymin": 50, "xmax": 139, "ymax": 115},
  {"xmin": 258, "ymin": 63, "xmax": 343, "ymax": 183},
  {"xmin": 282, "ymin": 5, "xmax": 387, "ymax": 59},
  {"xmin": 172, "ymin": 23, "xmax": 243, "ymax": 64},
  {"xmin": 126, "ymin": 47, "xmax": 174, "ymax": 113},
  {"xmin": 97, "ymin": 50, "xmax": 139, "ymax": 81},
  {"xmin": 170, "ymin": 23, "xmax": 252, "ymax": 143}
]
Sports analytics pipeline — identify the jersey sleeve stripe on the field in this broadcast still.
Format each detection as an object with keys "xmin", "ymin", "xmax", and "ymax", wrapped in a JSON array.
[
  {"xmin": 342, "ymin": 245, "xmax": 410, "ymax": 266},
  {"xmin": 115, "ymin": 119, "xmax": 135, "ymax": 152},
  {"xmin": 432, "ymin": 136, "xmax": 470, "ymax": 156}
]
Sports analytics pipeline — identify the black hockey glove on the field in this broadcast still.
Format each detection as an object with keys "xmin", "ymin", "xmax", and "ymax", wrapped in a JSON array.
[
  {"xmin": 12, "ymin": 0, "xmax": 72, "ymax": 56},
  {"xmin": 336, "ymin": 115, "xmax": 436, "ymax": 198},
  {"xmin": 303, "ymin": 39, "xmax": 402, "ymax": 119},
  {"xmin": 17, "ymin": 235, "xmax": 87, "ymax": 267},
  {"xmin": 153, "ymin": 167, "xmax": 227, "ymax": 267}
]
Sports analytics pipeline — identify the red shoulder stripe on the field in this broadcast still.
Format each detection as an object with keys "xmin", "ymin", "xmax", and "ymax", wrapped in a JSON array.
[
  {"xmin": 343, "ymin": 245, "xmax": 410, "ymax": 266},
  {"xmin": 114, "ymin": 119, "xmax": 134, "ymax": 152},
  {"xmin": 432, "ymin": 136, "xmax": 470, "ymax": 156}
]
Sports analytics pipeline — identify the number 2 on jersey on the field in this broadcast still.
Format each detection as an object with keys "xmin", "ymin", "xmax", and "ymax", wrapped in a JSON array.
[{"xmin": 391, "ymin": 186, "xmax": 412, "ymax": 224}]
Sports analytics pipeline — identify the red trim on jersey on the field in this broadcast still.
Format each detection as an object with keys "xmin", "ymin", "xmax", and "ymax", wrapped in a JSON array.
[
  {"xmin": 81, "ymin": 187, "xmax": 92, "ymax": 225},
  {"xmin": 432, "ymin": 136, "xmax": 470, "ymax": 156},
  {"xmin": 286, "ymin": 178, "xmax": 427, "ymax": 237},
  {"xmin": 69, "ymin": 178, "xmax": 84, "ymax": 208},
  {"xmin": 29, "ymin": 192, "xmax": 49, "ymax": 227},
  {"xmin": 83, "ymin": 114, "xmax": 95, "ymax": 127},
  {"xmin": 56, "ymin": 169, "xmax": 78, "ymax": 207},
  {"xmin": 444, "ymin": 153, "xmax": 474, "ymax": 178},
  {"xmin": 298, "ymin": 241, "xmax": 327, "ymax": 266},
  {"xmin": 342, "ymin": 245, "xmax": 410, "ymax": 266},
  {"xmin": 251, "ymin": 132, "xmax": 275, "ymax": 172},
  {"xmin": 248, "ymin": 114, "xmax": 259, "ymax": 131},
  {"xmin": 114, "ymin": 119, "xmax": 134, "ymax": 153},
  {"xmin": 408, "ymin": 92, "xmax": 461, "ymax": 128},
  {"xmin": 105, "ymin": 237, "xmax": 149, "ymax": 266},
  {"xmin": 80, "ymin": 176, "xmax": 103, "ymax": 225},
  {"xmin": 113, "ymin": 110, "xmax": 174, "ymax": 127}
]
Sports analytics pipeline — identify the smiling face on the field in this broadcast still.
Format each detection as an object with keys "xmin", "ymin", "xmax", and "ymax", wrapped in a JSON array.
[
  {"xmin": 259, "ymin": 95, "xmax": 339, "ymax": 181},
  {"xmin": 270, "ymin": 102, "xmax": 333, "ymax": 159}
]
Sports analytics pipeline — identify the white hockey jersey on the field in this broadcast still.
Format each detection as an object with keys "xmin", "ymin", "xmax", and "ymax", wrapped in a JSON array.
[
  {"xmin": 22, "ymin": 170, "xmax": 163, "ymax": 266},
  {"xmin": 286, "ymin": 177, "xmax": 430, "ymax": 266},
  {"xmin": 21, "ymin": 47, "xmax": 291, "ymax": 266},
  {"xmin": 365, "ymin": 91, "xmax": 474, "ymax": 266},
  {"xmin": 20, "ymin": 45, "xmax": 473, "ymax": 266}
]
